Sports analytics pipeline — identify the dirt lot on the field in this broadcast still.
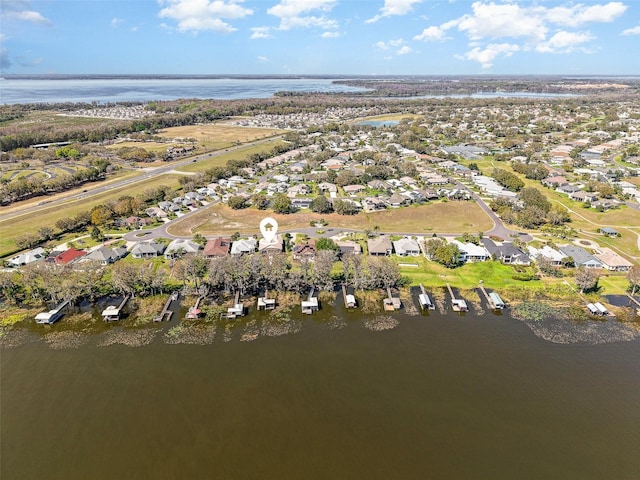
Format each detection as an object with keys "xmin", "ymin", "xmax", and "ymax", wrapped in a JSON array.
[{"xmin": 167, "ymin": 200, "xmax": 493, "ymax": 237}]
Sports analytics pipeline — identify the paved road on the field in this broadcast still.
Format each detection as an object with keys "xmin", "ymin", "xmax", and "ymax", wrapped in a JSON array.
[{"xmin": 0, "ymin": 136, "xmax": 283, "ymax": 224}]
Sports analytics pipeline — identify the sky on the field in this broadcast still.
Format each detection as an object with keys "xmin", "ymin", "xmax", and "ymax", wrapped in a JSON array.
[{"xmin": 1, "ymin": 0, "xmax": 640, "ymax": 75}]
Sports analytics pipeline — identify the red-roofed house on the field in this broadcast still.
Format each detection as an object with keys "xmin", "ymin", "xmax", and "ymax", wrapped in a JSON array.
[{"xmin": 53, "ymin": 247, "xmax": 86, "ymax": 265}]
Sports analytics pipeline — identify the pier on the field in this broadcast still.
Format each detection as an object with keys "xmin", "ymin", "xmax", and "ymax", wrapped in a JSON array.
[
  {"xmin": 301, "ymin": 288, "xmax": 319, "ymax": 314},
  {"xmin": 383, "ymin": 286, "xmax": 402, "ymax": 311},
  {"xmin": 478, "ymin": 283, "xmax": 505, "ymax": 309},
  {"xmin": 418, "ymin": 284, "xmax": 435, "ymax": 310},
  {"xmin": 102, "ymin": 295, "xmax": 130, "ymax": 321},
  {"xmin": 186, "ymin": 295, "xmax": 204, "ymax": 319},
  {"xmin": 225, "ymin": 291, "xmax": 245, "ymax": 319},
  {"xmin": 446, "ymin": 283, "xmax": 468, "ymax": 312},
  {"xmin": 257, "ymin": 290, "xmax": 276, "ymax": 311},
  {"xmin": 35, "ymin": 299, "xmax": 70, "ymax": 325},
  {"xmin": 342, "ymin": 284, "xmax": 357, "ymax": 308},
  {"xmin": 154, "ymin": 291, "xmax": 178, "ymax": 322}
]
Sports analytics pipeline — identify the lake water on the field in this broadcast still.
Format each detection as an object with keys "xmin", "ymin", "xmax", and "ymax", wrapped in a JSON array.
[
  {"xmin": 1, "ymin": 76, "xmax": 578, "ymax": 105},
  {"xmin": 2, "ymin": 294, "xmax": 640, "ymax": 480},
  {"xmin": 0, "ymin": 77, "xmax": 367, "ymax": 105}
]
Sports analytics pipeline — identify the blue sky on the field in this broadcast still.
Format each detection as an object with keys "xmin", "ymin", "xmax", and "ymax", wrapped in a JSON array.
[{"xmin": 1, "ymin": 0, "xmax": 639, "ymax": 75}]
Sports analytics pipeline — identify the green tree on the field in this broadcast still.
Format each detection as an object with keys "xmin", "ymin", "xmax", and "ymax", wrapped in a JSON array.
[
  {"xmin": 271, "ymin": 194, "xmax": 292, "ymax": 214},
  {"xmin": 251, "ymin": 193, "xmax": 269, "ymax": 210},
  {"xmin": 228, "ymin": 195, "xmax": 248, "ymax": 210},
  {"xmin": 316, "ymin": 237, "xmax": 339, "ymax": 252},
  {"xmin": 311, "ymin": 195, "xmax": 333, "ymax": 213}
]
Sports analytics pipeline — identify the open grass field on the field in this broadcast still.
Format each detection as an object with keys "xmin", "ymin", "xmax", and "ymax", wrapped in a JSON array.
[
  {"xmin": 106, "ymin": 141, "xmax": 175, "ymax": 155},
  {"xmin": 466, "ymin": 157, "xmax": 640, "ymax": 253},
  {"xmin": 1, "ymin": 110, "xmax": 113, "ymax": 129},
  {"xmin": 157, "ymin": 124, "xmax": 284, "ymax": 151},
  {"xmin": 350, "ymin": 113, "xmax": 422, "ymax": 123},
  {"xmin": 176, "ymin": 139, "xmax": 286, "ymax": 173},
  {"xmin": 0, "ymin": 173, "xmax": 184, "ymax": 258},
  {"xmin": 166, "ymin": 200, "xmax": 494, "ymax": 237}
]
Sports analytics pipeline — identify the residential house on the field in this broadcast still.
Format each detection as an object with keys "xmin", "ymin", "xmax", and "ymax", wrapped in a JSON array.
[
  {"xmin": 343, "ymin": 184, "xmax": 365, "ymax": 195},
  {"xmin": 258, "ymin": 234, "xmax": 284, "ymax": 254},
  {"xmin": 51, "ymin": 247, "xmax": 86, "ymax": 265},
  {"xmin": 393, "ymin": 237, "xmax": 421, "ymax": 257},
  {"xmin": 367, "ymin": 236, "xmax": 393, "ymax": 256},
  {"xmin": 570, "ymin": 191, "xmax": 599, "ymax": 203},
  {"xmin": 527, "ymin": 245, "xmax": 567, "ymax": 266},
  {"xmin": 386, "ymin": 192, "xmax": 412, "ymax": 208},
  {"xmin": 291, "ymin": 198, "xmax": 314, "ymax": 209},
  {"xmin": 542, "ymin": 176, "xmax": 569, "ymax": 188},
  {"xmin": 593, "ymin": 248, "xmax": 633, "ymax": 271},
  {"xmin": 335, "ymin": 240, "xmax": 362, "ymax": 256},
  {"xmin": 203, "ymin": 238, "xmax": 230, "ymax": 258},
  {"xmin": 450, "ymin": 240, "xmax": 489, "ymax": 262},
  {"xmin": 230, "ymin": 238, "xmax": 257, "ymax": 256},
  {"xmin": 362, "ymin": 197, "xmax": 387, "ymax": 212},
  {"xmin": 558, "ymin": 244, "xmax": 603, "ymax": 268},
  {"xmin": 164, "ymin": 239, "xmax": 201, "ymax": 259},
  {"xmin": 481, "ymin": 239, "xmax": 531, "ymax": 265},
  {"xmin": 82, "ymin": 246, "xmax": 127, "ymax": 265},
  {"xmin": 8, "ymin": 247, "xmax": 46, "ymax": 267},
  {"xmin": 599, "ymin": 227, "xmax": 620, "ymax": 237},
  {"xmin": 131, "ymin": 241, "xmax": 166, "ymax": 259},
  {"xmin": 292, "ymin": 240, "xmax": 317, "ymax": 261},
  {"xmin": 145, "ymin": 207, "xmax": 168, "ymax": 219},
  {"xmin": 318, "ymin": 182, "xmax": 338, "ymax": 194}
]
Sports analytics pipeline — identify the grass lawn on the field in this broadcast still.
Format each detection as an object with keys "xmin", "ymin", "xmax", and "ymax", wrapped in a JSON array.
[
  {"xmin": 166, "ymin": 200, "xmax": 494, "ymax": 237},
  {"xmin": 0, "ymin": 174, "xmax": 184, "ymax": 258},
  {"xmin": 157, "ymin": 124, "xmax": 284, "ymax": 151},
  {"xmin": 175, "ymin": 139, "xmax": 287, "ymax": 173}
]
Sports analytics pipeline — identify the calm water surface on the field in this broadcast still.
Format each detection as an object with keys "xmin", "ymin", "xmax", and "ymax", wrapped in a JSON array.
[
  {"xmin": 2, "ymin": 303, "xmax": 640, "ymax": 480},
  {"xmin": 0, "ymin": 78, "xmax": 366, "ymax": 104}
]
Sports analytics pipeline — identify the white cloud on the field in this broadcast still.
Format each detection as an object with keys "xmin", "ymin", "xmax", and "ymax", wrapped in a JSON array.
[
  {"xmin": 375, "ymin": 41, "xmax": 389, "ymax": 50},
  {"xmin": 321, "ymin": 31, "xmax": 341, "ymax": 38},
  {"xmin": 545, "ymin": 2, "xmax": 627, "ymax": 27},
  {"xmin": 414, "ymin": 25, "xmax": 450, "ymax": 41},
  {"xmin": 389, "ymin": 38, "xmax": 405, "ymax": 47},
  {"xmin": 456, "ymin": 42, "xmax": 520, "ymax": 69},
  {"xmin": 257, "ymin": 56, "xmax": 269, "ymax": 63},
  {"xmin": 367, "ymin": 0, "xmax": 422, "ymax": 23},
  {"xmin": 250, "ymin": 27, "xmax": 272, "ymax": 39},
  {"xmin": 397, "ymin": 45, "xmax": 413, "ymax": 55},
  {"xmin": 158, "ymin": 0, "xmax": 253, "ymax": 33},
  {"xmin": 4, "ymin": 9, "xmax": 51, "ymax": 25},
  {"xmin": 536, "ymin": 30, "xmax": 594, "ymax": 53},
  {"xmin": 414, "ymin": 1, "xmax": 626, "ymax": 68},
  {"xmin": 457, "ymin": 2, "xmax": 547, "ymax": 42},
  {"xmin": 622, "ymin": 25, "xmax": 640, "ymax": 36},
  {"xmin": 111, "ymin": 17, "xmax": 124, "ymax": 28},
  {"xmin": 267, "ymin": 0, "xmax": 338, "ymax": 31}
]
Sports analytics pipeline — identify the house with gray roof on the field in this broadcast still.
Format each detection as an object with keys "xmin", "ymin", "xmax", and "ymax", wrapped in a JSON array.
[
  {"xmin": 557, "ymin": 244, "xmax": 602, "ymax": 268},
  {"xmin": 393, "ymin": 238, "xmax": 421, "ymax": 257},
  {"xmin": 164, "ymin": 239, "xmax": 200, "ymax": 259},
  {"xmin": 368, "ymin": 236, "xmax": 393, "ymax": 256},
  {"xmin": 8, "ymin": 247, "xmax": 46, "ymax": 267},
  {"xmin": 230, "ymin": 238, "xmax": 257, "ymax": 256},
  {"xmin": 131, "ymin": 241, "xmax": 166, "ymax": 259},
  {"xmin": 481, "ymin": 238, "xmax": 531, "ymax": 265}
]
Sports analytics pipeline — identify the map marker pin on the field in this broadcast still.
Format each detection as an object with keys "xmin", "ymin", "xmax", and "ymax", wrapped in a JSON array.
[{"xmin": 259, "ymin": 217, "xmax": 278, "ymax": 243}]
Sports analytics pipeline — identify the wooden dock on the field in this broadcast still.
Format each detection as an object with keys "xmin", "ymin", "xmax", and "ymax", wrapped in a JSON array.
[
  {"xmin": 154, "ymin": 291, "xmax": 178, "ymax": 322},
  {"xmin": 225, "ymin": 291, "xmax": 245, "ymax": 319},
  {"xmin": 418, "ymin": 284, "xmax": 435, "ymax": 310},
  {"xmin": 301, "ymin": 287, "xmax": 319, "ymax": 314},
  {"xmin": 383, "ymin": 286, "xmax": 402, "ymax": 311},
  {"xmin": 257, "ymin": 290, "xmax": 276, "ymax": 310},
  {"xmin": 186, "ymin": 295, "xmax": 204, "ymax": 319},
  {"xmin": 446, "ymin": 283, "xmax": 468, "ymax": 312},
  {"xmin": 342, "ymin": 284, "xmax": 357, "ymax": 308},
  {"xmin": 35, "ymin": 299, "xmax": 70, "ymax": 324},
  {"xmin": 102, "ymin": 295, "xmax": 130, "ymax": 321},
  {"xmin": 478, "ymin": 284, "xmax": 505, "ymax": 310}
]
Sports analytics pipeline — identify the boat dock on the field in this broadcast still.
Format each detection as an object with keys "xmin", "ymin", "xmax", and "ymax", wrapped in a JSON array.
[
  {"xmin": 418, "ymin": 284, "xmax": 435, "ymax": 310},
  {"xmin": 154, "ymin": 291, "xmax": 179, "ymax": 322},
  {"xmin": 257, "ymin": 291, "xmax": 276, "ymax": 311},
  {"xmin": 478, "ymin": 283, "xmax": 505, "ymax": 309},
  {"xmin": 102, "ymin": 295, "xmax": 130, "ymax": 321},
  {"xmin": 301, "ymin": 287, "xmax": 319, "ymax": 314},
  {"xmin": 224, "ymin": 291, "xmax": 245, "ymax": 319},
  {"xmin": 342, "ymin": 284, "xmax": 357, "ymax": 308},
  {"xmin": 185, "ymin": 295, "xmax": 204, "ymax": 319},
  {"xmin": 383, "ymin": 286, "xmax": 402, "ymax": 311},
  {"xmin": 35, "ymin": 299, "xmax": 70, "ymax": 325},
  {"xmin": 446, "ymin": 283, "xmax": 468, "ymax": 312},
  {"xmin": 586, "ymin": 302, "xmax": 614, "ymax": 317}
]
